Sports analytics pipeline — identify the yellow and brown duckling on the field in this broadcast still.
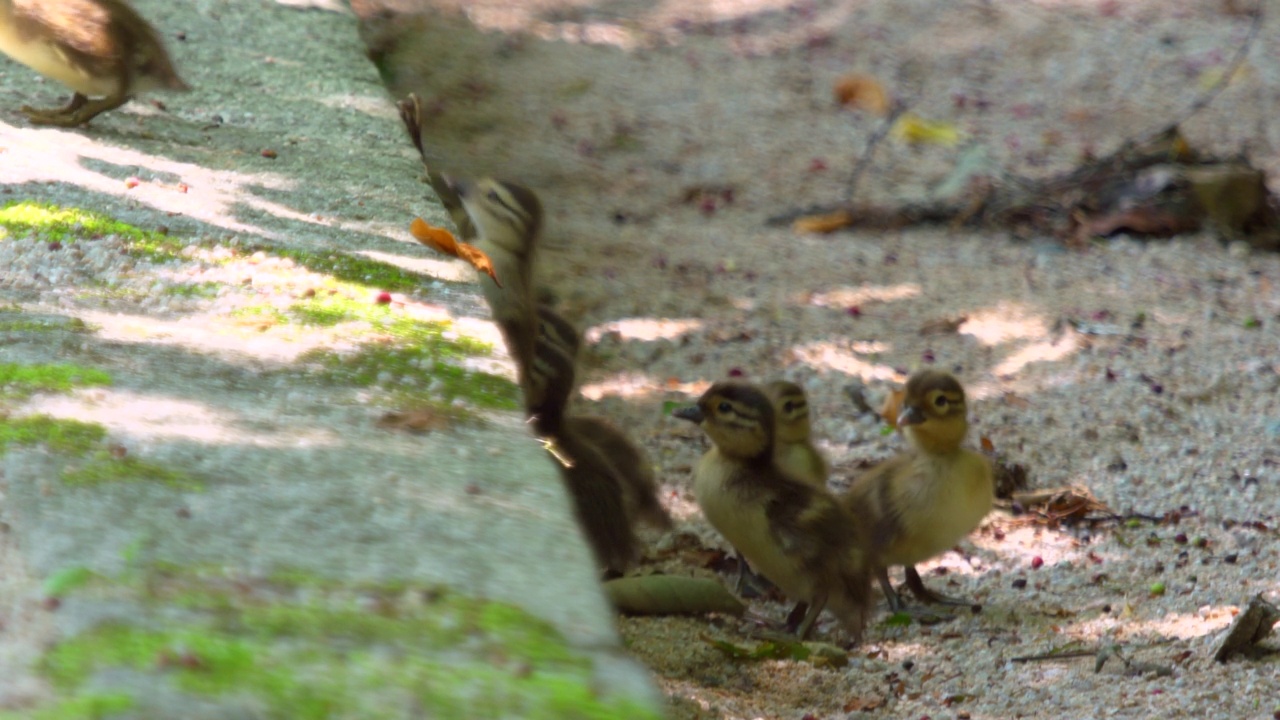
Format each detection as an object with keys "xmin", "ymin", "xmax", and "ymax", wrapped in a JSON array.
[
  {"xmin": 0, "ymin": 0, "xmax": 187, "ymax": 127},
  {"xmin": 677, "ymin": 381, "xmax": 873, "ymax": 640},
  {"xmin": 763, "ymin": 380, "xmax": 829, "ymax": 488},
  {"xmin": 530, "ymin": 305, "xmax": 671, "ymax": 539},
  {"xmin": 843, "ymin": 370, "xmax": 994, "ymax": 610}
]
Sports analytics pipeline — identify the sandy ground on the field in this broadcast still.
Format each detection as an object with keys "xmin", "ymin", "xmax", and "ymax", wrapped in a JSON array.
[
  {"xmin": 360, "ymin": 0, "xmax": 1280, "ymax": 717},
  {"xmin": 1, "ymin": 0, "xmax": 1278, "ymax": 717}
]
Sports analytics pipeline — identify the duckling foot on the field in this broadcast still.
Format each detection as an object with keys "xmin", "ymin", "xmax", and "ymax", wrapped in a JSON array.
[
  {"xmin": 21, "ymin": 93, "xmax": 129, "ymax": 127},
  {"xmin": 904, "ymin": 566, "xmax": 974, "ymax": 607},
  {"xmin": 733, "ymin": 554, "xmax": 778, "ymax": 599}
]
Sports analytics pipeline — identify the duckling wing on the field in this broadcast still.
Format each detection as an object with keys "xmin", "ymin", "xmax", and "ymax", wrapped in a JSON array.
[{"xmin": 843, "ymin": 453, "xmax": 918, "ymax": 556}]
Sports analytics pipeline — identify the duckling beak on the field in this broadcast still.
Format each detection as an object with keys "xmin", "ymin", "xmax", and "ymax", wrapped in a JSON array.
[
  {"xmin": 443, "ymin": 175, "xmax": 470, "ymax": 198},
  {"xmin": 897, "ymin": 404, "xmax": 927, "ymax": 427},
  {"xmin": 673, "ymin": 405, "xmax": 704, "ymax": 424}
]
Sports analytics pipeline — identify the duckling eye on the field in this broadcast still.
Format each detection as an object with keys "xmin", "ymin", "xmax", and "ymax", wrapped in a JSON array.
[
  {"xmin": 783, "ymin": 401, "xmax": 797, "ymax": 412},
  {"xmin": 487, "ymin": 189, "xmax": 501, "ymax": 202},
  {"xmin": 717, "ymin": 401, "xmax": 732, "ymax": 413},
  {"xmin": 933, "ymin": 394, "xmax": 948, "ymax": 408}
]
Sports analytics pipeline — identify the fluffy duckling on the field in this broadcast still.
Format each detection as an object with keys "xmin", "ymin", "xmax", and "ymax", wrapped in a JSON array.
[
  {"xmin": 0, "ymin": 0, "xmax": 187, "ymax": 127},
  {"xmin": 677, "ymin": 381, "xmax": 872, "ymax": 640},
  {"xmin": 564, "ymin": 415, "xmax": 672, "ymax": 531},
  {"xmin": 843, "ymin": 370, "xmax": 993, "ymax": 610},
  {"xmin": 763, "ymin": 380, "xmax": 829, "ymax": 488},
  {"xmin": 530, "ymin": 305, "xmax": 671, "ymax": 532}
]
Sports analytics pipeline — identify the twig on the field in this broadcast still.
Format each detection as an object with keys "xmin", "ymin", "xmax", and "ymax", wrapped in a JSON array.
[
  {"xmin": 1010, "ymin": 649, "xmax": 1095, "ymax": 664},
  {"xmin": 843, "ymin": 99, "xmax": 913, "ymax": 204},
  {"xmin": 1132, "ymin": 0, "xmax": 1264, "ymax": 148}
]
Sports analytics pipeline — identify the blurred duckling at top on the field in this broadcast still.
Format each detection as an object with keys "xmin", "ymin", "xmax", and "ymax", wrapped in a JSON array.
[
  {"xmin": 763, "ymin": 380, "xmax": 829, "ymax": 488},
  {"xmin": 0, "ymin": 0, "xmax": 188, "ymax": 127},
  {"xmin": 843, "ymin": 370, "xmax": 993, "ymax": 610},
  {"xmin": 677, "ymin": 381, "xmax": 873, "ymax": 640}
]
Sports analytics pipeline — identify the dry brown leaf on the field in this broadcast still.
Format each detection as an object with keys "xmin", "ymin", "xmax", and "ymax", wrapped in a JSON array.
[
  {"xmin": 410, "ymin": 217, "xmax": 502, "ymax": 287},
  {"xmin": 376, "ymin": 409, "xmax": 454, "ymax": 434},
  {"xmin": 843, "ymin": 696, "xmax": 885, "ymax": 712},
  {"xmin": 833, "ymin": 73, "xmax": 890, "ymax": 115},
  {"xmin": 919, "ymin": 315, "xmax": 969, "ymax": 336},
  {"xmin": 603, "ymin": 575, "xmax": 746, "ymax": 616},
  {"xmin": 456, "ymin": 242, "xmax": 503, "ymax": 288},
  {"xmin": 792, "ymin": 209, "xmax": 854, "ymax": 234},
  {"xmin": 409, "ymin": 217, "xmax": 459, "ymax": 255},
  {"xmin": 1012, "ymin": 485, "xmax": 1111, "ymax": 520},
  {"xmin": 880, "ymin": 386, "xmax": 906, "ymax": 428}
]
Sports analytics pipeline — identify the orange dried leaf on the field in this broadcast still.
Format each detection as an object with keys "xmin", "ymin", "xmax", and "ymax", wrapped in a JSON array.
[
  {"xmin": 456, "ymin": 242, "xmax": 502, "ymax": 288},
  {"xmin": 792, "ymin": 209, "xmax": 854, "ymax": 234},
  {"xmin": 409, "ymin": 217, "xmax": 460, "ymax": 256},
  {"xmin": 980, "ymin": 435, "xmax": 996, "ymax": 453},
  {"xmin": 880, "ymin": 387, "xmax": 906, "ymax": 428},
  {"xmin": 833, "ymin": 73, "xmax": 890, "ymax": 115}
]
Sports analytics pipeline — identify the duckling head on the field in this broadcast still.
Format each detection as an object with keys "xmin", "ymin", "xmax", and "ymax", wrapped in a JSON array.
[
  {"xmin": 763, "ymin": 380, "xmax": 813, "ymax": 445},
  {"xmin": 897, "ymin": 370, "xmax": 969, "ymax": 453},
  {"xmin": 447, "ymin": 177, "xmax": 543, "ymax": 251},
  {"xmin": 675, "ymin": 381, "xmax": 775, "ymax": 461}
]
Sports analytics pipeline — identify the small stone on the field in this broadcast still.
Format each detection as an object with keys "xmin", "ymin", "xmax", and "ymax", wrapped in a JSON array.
[
  {"xmin": 1012, "ymin": 578, "xmax": 1027, "ymax": 589},
  {"xmin": 1030, "ymin": 556, "xmax": 1044, "ymax": 569},
  {"xmin": 261, "ymin": 148, "xmax": 279, "ymax": 159}
]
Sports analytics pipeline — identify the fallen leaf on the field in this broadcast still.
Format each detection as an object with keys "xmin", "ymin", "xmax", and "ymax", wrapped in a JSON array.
[
  {"xmin": 376, "ymin": 409, "xmax": 454, "ymax": 434},
  {"xmin": 880, "ymin": 386, "xmax": 906, "ymax": 428},
  {"xmin": 919, "ymin": 315, "xmax": 969, "ymax": 336},
  {"xmin": 456, "ymin": 243, "xmax": 503, "ymax": 288},
  {"xmin": 605, "ymin": 576, "xmax": 746, "ymax": 616},
  {"xmin": 843, "ymin": 696, "xmax": 885, "ymax": 712},
  {"xmin": 892, "ymin": 113, "xmax": 961, "ymax": 146},
  {"xmin": 792, "ymin": 209, "xmax": 854, "ymax": 234},
  {"xmin": 833, "ymin": 73, "xmax": 891, "ymax": 115},
  {"xmin": 410, "ymin": 217, "xmax": 460, "ymax": 255},
  {"xmin": 410, "ymin": 217, "xmax": 502, "ymax": 287}
]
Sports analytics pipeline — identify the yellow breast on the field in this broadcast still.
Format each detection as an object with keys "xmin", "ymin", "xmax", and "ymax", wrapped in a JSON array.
[
  {"xmin": 0, "ymin": 21, "xmax": 119, "ymax": 97},
  {"xmin": 882, "ymin": 450, "xmax": 993, "ymax": 566},
  {"xmin": 692, "ymin": 450, "xmax": 815, "ymax": 602}
]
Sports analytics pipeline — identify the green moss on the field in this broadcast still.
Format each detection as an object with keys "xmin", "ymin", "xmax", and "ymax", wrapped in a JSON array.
[
  {"xmin": 0, "ymin": 362, "xmax": 112, "ymax": 399},
  {"xmin": 162, "ymin": 282, "xmax": 220, "ymax": 299},
  {"xmin": 0, "ymin": 201, "xmax": 185, "ymax": 262},
  {"xmin": 0, "ymin": 415, "xmax": 106, "ymax": 456},
  {"xmin": 0, "ymin": 692, "xmax": 134, "ymax": 720},
  {"xmin": 300, "ymin": 315, "xmax": 516, "ymax": 409},
  {"xmin": 61, "ymin": 452, "xmax": 204, "ymax": 490},
  {"xmin": 229, "ymin": 303, "xmax": 287, "ymax": 326},
  {"xmin": 37, "ymin": 578, "xmax": 661, "ymax": 720},
  {"xmin": 266, "ymin": 247, "xmax": 436, "ymax": 294},
  {"xmin": 0, "ymin": 316, "xmax": 91, "ymax": 334}
]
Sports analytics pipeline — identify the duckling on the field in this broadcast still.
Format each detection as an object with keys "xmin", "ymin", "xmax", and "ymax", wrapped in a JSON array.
[
  {"xmin": 548, "ymin": 427, "xmax": 640, "ymax": 576},
  {"xmin": 396, "ymin": 93, "xmax": 475, "ymax": 240},
  {"xmin": 843, "ymin": 370, "xmax": 993, "ymax": 610},
  {"xmin": 442, "ymin": 173, "xmax": 542, "ymax": 402},
  {"xmin": 763, "ymin": 380, "xmax": 829, "ymax": 488},
  {"xmin": 0, "ymin": 0, "xmax": 187, "ymax": 127},
  {"xmin": 676, "ymin": 381, "xmax": 873, "ymax": 640},
  {"xmin": 529, "ymin": 306, "xmax": 671, "ymax": 532},
  {"xmin": 564, "ymin": 415, "xmax": 672, "ymax": 531}
]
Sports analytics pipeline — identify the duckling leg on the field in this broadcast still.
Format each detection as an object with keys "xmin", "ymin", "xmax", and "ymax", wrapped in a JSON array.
[
  {"xmin": 876, "ymin": 567, "xmax": 908, "ymax": 612},
  {"xmin": 793, "ymin": 592, "xmax": 828, "ymax": 640},
  {"xmin": 22, "ymin": 92, "xmax": 130, "ymax": 127},
  {"xmin": 904, "ymin": 566, "xmax": 972, "ymax": 606}
]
